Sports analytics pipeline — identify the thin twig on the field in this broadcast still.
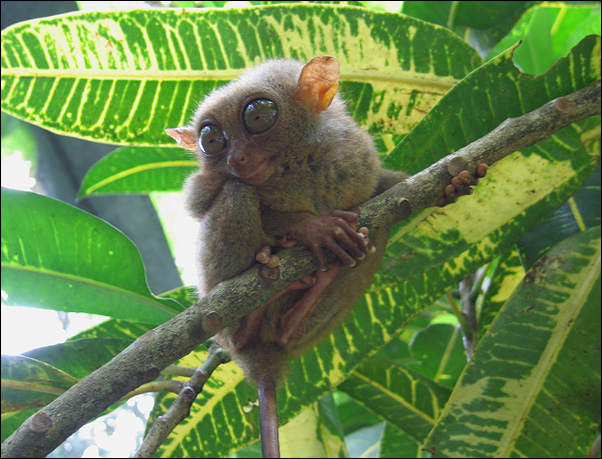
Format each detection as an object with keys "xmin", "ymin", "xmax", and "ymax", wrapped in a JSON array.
[{"xmin": 135, "ymin": 345, "xmax": 230, "ymax": 458}]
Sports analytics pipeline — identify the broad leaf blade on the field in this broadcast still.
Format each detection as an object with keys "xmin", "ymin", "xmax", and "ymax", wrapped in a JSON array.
[
  {"xmin": 406, "ymin": 324, "xmax": 466, "ymax": 388},
  {"xmin": 1, "ymin": 339, "xmax": 135, "ymax": 440},
  {"xmin": 423, "ymin": 226, "xmax": 601, "ymax": 457},
  {"xmin": 0, "ymin": 5, "xmax": 482, "ymax": 145},
  {"xmin": 339, "ymin": 357, "xmax": 452, "ymax": 444},
  {"xmin": 77, "ymin": 146, "xmax": 198, "ymax": 198},
  {"xmin": 1, "ymin": 355, "xmax": 77, "ymax": 414},
  {"xmin": 516, "ymin": 161, "xmax": 601, "ymax": 269},
  {"xmin": 384, "ymin": 36, "xmax": 601, "ymax": 174},
  {"xmin": 1, "ymin": 188, "xmax": 182, "ymax": 323},
  {"xmin": 23, "ymin": 338, "xmax": 133, "ymax": 380}
]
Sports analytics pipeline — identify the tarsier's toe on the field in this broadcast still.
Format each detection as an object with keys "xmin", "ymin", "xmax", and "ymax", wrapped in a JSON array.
[
  {"xmin": 434, "ymin": 163, "xmax": 488, "ymax": 207},
  {"xmin": 255, "ymin": 244, "xmax": 280, "ymax": 268}
]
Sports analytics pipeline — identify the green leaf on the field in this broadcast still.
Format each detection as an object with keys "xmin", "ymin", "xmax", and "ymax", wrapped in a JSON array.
[
  {"xmin": 334, "ymin": 390, "xmax": 382, "ymax": 435},
  {"xmin": 1, "ymin": 354, "xmax": 77, "ymax": 414},
  {"xmin": 489, "ymin": 4, "xmax": 602, "ymax": 75},
  {"xmin": 0, "ymin": 187, "xmax": 182, "ymax": 323},
  {"xmin": 78, "ymin": 146, "xmax": 198, "ymax": 198},
  {"xmin": 67, "ymin": 318, "xmax": 155, "ymax": 341},
  {"xmin": 23, "ymin": 338, "xmax": 133, "ymax": 380},
  {"xmin": 66, "ymin": 287, "xmax": 197, "ymax": 341},
  {"xmin": 516, "ymin": 160, "xmax": 601, "ymax": 269},
  {"xmin": 1, "ymin": 339, "xmax": 134, "ymax": 440},
  {"xmin": 381, "ymin": 422, "xmax": 423, "ymax": 458},
  {"xmin": 423, "ymin": 226, "xmax": 601, "ymax": 457},
  {"xmin": 339, "ymin": 357, "xmax": 451, "ymax": 444},
  {"xmin": 406, "ymin": 324, "xmax": 466, "ymax": 389},
  {"xmin": 0, "ymin": 5, "xmax": 481, "ymax": 145}
]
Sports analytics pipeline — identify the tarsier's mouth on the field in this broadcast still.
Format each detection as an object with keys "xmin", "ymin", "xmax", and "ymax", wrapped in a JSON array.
[{"xmin": 238, "ymin": 156, "xmax": 273, "ymax": 185}]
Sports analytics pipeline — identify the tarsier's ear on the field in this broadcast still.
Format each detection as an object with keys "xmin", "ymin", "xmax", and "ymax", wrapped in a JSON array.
[
  {"xmin": 293, "ymin": 56, "xmax": 340, "ymax": 114},
  {"xmin": 165, "ymin": 126, "xmax": 198, "ymax": 151}
]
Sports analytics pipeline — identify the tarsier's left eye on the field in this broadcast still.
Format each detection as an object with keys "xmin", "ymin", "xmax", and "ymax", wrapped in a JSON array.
[{"xmin": 243, "ymin": 99, "xmax": 278, "ymax": 134}]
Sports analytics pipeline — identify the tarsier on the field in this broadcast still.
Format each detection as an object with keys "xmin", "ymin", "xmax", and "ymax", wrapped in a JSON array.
[{"xmin": 167, "ymin": 56, "xmax": 486, "ymax": 457}]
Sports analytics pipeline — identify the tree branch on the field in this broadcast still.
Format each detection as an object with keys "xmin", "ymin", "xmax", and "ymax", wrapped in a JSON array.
[
  {"xmin": 134, "ymin": 345, "xmax": 229, "ymax": 458},
  {"xmin": 1, "ymin": 81, "xmax": 599, "ymax": 458}
]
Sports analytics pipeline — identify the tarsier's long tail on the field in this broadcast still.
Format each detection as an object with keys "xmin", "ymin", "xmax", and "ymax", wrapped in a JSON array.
[
  {"xmin": 257, "ymin": 369, "xmax": 281, "ymax": 458},
  {"xmin": 233, "ymin": 342, "xmax": 289, "ymax": 458}
]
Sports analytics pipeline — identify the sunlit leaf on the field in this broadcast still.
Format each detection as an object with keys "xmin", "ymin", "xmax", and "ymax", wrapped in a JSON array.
[
  {"xmin": 77, "ymin": 146, "xmax": 197, "ymax": 198},
  {"xmin": 0, "ymin": 5, "xmax": 482, "ymax": 145},
  {"xmin": 1, "ymin": 188, "xmax": 183, "ymax": 323}
]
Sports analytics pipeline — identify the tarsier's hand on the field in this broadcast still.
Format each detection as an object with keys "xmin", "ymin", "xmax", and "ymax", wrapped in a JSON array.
[
  {"xmin": 434, "ymin": 163, "xmax": 489, "ymax": 207},
  {"xmin": 288, "ymin": 210, "xmax": 374, "ymax": 271}
]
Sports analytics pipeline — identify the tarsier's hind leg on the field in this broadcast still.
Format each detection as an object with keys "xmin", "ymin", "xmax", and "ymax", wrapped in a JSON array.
[{"xmin": 279, "ymin": 265, "xmax": 342, "ymax": 344}]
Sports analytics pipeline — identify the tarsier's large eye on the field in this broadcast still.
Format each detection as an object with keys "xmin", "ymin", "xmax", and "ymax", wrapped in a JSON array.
[
  {"xmin": 199, "ymin": 124, "xmax": 226, "ymax": 156},
  {"xmin": 243, "ymin": 99, "xmax": 278, "ymax": 134}
]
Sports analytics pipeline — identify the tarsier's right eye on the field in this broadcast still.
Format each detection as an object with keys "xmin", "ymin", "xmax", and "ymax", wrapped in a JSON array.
[{"xmin": 199, "ymin": 124, "xmax": 226, "ymax": 156}]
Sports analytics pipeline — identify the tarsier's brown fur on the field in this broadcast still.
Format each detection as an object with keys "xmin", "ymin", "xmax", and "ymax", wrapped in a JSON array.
[
  {"xmin": 167, "ymin": 56, "xmax": 483, "ymax": 457},
  {"xmin": 169, "ymin": 56, "xmax": 405, "ymax": 370}
]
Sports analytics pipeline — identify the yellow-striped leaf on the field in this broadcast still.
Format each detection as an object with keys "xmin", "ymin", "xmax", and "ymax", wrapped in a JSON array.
[
  {"xmin": 423, "ymin": 226, "xmax": 601, "ymax": 457},
  {"xmin": 0, "ymin": 5, "xmax": 481, "ymax": 145}
]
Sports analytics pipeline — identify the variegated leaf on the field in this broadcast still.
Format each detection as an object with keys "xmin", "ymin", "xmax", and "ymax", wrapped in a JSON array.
[
  {"xmin": 0, "ymin": 5, "xmax": 481, "ymax": 145},
  {"xmin": 339, "ymin": 357, "xmax": 452, "ymax": 443},
  {"xmin": 423, "ymin": 226, "xmax": 601, "ymax": 458}
]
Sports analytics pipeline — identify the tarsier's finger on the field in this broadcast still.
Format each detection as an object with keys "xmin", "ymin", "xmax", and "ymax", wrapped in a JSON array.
[
  {"xmin": 329, "ymin": 209, "xmax": 359, "ymax": 228},
  {"xmin": 358, "ymin": 227, "xmax": 376, "ymax": 254},
  {"xmin": 325, "ymin": 239, "xmax": 358, "ymax": 267},
  {"xmin": 338, "ymin": 221, "xmax": 369, "ymax": 256},
  {"xmin": 310, "ymin": 245, "xmax": 330, "ymax": 271}
]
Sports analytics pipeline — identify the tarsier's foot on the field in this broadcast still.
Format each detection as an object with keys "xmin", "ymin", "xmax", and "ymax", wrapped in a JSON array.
[
  {"xmin": 434, "ymin": 163, "xmax": 488, "ymax": 207},
  {"xmin": 255, "ymin": 236, "xmax": 298, "ymax": 268},
  {"xmin": 280, "ymin": 264, "xmax": 341, "ymax": 344}
]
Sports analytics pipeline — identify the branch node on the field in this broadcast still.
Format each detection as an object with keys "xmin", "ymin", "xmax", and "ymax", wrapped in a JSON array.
[
  {"xmin": 554, "ymin": 96, "xmax": 573, "ymax": 114},
  {"xmin": 258, "ymin": 265, "xmax": 280, "ymax": 283},
  {"xmin": 202, "ymin": 312, "xmax": 223, "ymax": 335},
  {"xmin": 447, "ymin": 156, "xmax": 469, "ymax": 176},
  {"xmin": 182, "ymin": 387, "xmax": 196, "ymax": 401},
  {"xmin": 30, "ymin": 411, "xmax": 53, "ymax": 433}
]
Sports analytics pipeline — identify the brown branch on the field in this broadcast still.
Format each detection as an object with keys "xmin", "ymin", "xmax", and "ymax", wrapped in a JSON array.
[
  {"xmin": 1, "ymin": 81, "xmax": 599, "ymax": 458},
  {"xmin": 134, "ymin": 345, "xmax": 229, "ymax": 458}
]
